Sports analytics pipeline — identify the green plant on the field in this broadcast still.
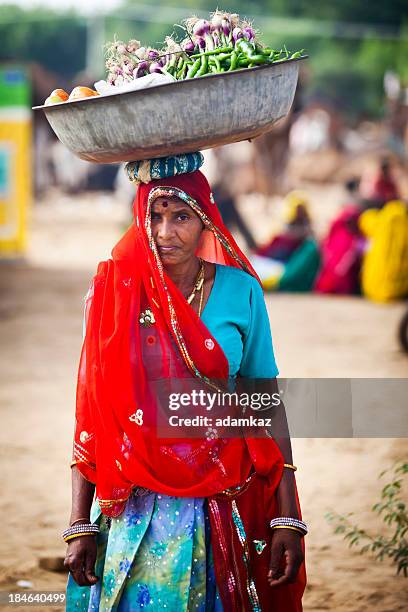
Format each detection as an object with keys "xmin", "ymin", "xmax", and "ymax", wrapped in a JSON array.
[{"xmin": 326, "ymin": 461, "xmax": 408, "ymax": 576}]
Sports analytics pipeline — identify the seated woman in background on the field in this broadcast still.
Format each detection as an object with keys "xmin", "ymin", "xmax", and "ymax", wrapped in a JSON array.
[
  {"xmin": 359, "ymin": 200, "xmax": 408, "ymax": 303},
  {"xmin": 251, "ymin": 191, "xmax": 320, "ymax": 292},
  {"xmin": 314, "ymin": 200, "xmax": 365, "ymax": 296}
]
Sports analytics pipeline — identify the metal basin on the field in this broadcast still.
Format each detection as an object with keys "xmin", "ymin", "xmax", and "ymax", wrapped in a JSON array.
[{"xmin": 33, "ymin": 57, "xmax": 305, "ymax": 164}]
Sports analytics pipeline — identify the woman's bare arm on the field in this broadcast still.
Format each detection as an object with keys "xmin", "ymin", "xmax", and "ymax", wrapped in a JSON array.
[
  {"xmin": 249, "ymin": 377, "xmax": 305, "ymax": 587},
  {"xmin": 69, "ymin": 466, "xmax": 95, "ymax": 522},
  {"xmin": 237, "ymin": 376, "xmax": 301, "ymax": 519},
  {"xmin": 265, "ymin": 380, "xmax": 301, "ymax": 519},
  {"xmin": 64, "ymin": 467, "xmax": 99, "ymax": 586}
]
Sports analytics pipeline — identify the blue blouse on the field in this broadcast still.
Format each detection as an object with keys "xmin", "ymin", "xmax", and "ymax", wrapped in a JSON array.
[{"xmin": 201, "ymin": 263, "xmax": 279, "ymax": 379}]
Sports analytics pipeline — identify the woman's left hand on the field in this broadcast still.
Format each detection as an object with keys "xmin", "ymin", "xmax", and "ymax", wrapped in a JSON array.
[{"xmin": 267, "ymin": 529, "xmax": 304, "ymax": 588}]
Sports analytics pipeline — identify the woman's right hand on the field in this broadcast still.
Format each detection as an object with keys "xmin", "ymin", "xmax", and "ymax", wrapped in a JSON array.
[{"xmin": 64, "ymin": 536, "xmax": 99, "ymax": 586}]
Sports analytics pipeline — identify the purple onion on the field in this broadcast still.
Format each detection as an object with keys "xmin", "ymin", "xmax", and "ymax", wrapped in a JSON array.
[
  {"xmin": 243, "ymin": 26, "xmax": 255, "ymax": 41},
  {"xmin": 193, "ymin": 19, "xmax": 210, "ymax": 37},
  {"xmin": 133, "ymin": 61, "xmax": 148, "ymax": 78},
  {"xmin": 213, "ymin": 33, "xmax": 220, "ymax": 47},
  {"xmin": 210, "ymin": 14, "xmax": 223, "ymax": 31},
  {"xmin": 182, "ymin": 39, "xmax": 195, "ymax": 53},
  {"xmin": 148, "ymin": 49, "xmax": 159, "ymax": 60},
  {"xmin": 196, "ymin": 36, "xmax": 206, "ymax": 50},
  {"xmin": 232, "ymin": 27, "xmax": 243, "ymax": 43},
  {"xmin": 221, "ymin": 18, "xmax": 231, "ymax": 37},
  {"xmin": 149, "ymin": 62, "xmax": 163, "ymax": 74}
]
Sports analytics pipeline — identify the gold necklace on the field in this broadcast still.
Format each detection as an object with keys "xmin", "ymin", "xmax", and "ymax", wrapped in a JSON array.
[
  {"xmin": 197, "ymin": 275, "xmax": 204, "ymax": 318},
  {"xmin": 187, "ymin": 258, "xmax": 204, "ymax": 308}
]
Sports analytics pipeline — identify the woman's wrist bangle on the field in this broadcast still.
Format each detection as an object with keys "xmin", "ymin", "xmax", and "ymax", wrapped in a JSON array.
[
  {"xmin": 270, "ymin": 516, "xmax": 308, "ymax": 535},
  {"xmin": 70, "ymin": 517, "xmax": 91, "ymax": 527},
  {"xmin": 64, "ymin": 532, "xmax": 98, "ymax": 543},
  {"xmin": 271, "ymin": 525, "xmax": 305, "ymax": 536},
  {"xmin": 283, "ymin": 463, "xmax": 297, "ymax": 471},
  {"xmin": 62, "ymin": 523, "xmax": 99, "ymax": 543}
]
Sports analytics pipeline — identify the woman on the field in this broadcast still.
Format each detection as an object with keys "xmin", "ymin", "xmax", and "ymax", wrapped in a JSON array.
[
  {"xmin": 314, "ymin": 205, "xmax": 364, "ymax": 296},
  {"xmin": 64, "ymin": 154, "xmax": 307, "ymax": 611},
  {"xmin": 358, "ymin": 200, "xmax": 408, "ymax": 302},
  {"xmin": 251, "ymin": 191, "xmax": 320, "ymax": 292}
]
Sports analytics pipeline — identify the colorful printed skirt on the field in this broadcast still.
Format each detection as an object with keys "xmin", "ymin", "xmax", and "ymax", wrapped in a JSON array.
[{"xmin": 66, "ymin": 489, "xmax": 224, "ymax": 611}]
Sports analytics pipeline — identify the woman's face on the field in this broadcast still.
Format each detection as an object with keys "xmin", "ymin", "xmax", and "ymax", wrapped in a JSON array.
[{"xmin": 150, "ymin": 196, "xmax": 204, "ymax": 266}]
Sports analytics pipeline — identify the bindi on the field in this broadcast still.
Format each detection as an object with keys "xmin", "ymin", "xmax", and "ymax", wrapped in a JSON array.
[{"xmin": 161, "ymin": 201, "xmax": 168, "ymax": 208}]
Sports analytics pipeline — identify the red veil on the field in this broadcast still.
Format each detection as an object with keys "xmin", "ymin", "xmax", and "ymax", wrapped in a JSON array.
[{"xmin": 72, "ymin": 170, "xmax": 306, "ymax": 610}]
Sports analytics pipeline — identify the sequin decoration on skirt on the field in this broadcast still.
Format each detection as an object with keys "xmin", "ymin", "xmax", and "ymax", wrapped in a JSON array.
[{"xmin": 66, "ymin": 489, "xmax": 224, "ymax": 611}]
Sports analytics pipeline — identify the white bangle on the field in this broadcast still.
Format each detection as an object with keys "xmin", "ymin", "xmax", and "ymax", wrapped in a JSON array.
[{"xmin": 270, "ymin": 517, "xmax": 308, "ymax": 535}]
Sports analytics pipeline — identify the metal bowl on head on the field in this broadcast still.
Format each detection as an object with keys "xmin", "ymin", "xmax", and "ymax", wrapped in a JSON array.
[{"xmin": 33, "ymin": 57, "xmax": 306, "ymax": 164}]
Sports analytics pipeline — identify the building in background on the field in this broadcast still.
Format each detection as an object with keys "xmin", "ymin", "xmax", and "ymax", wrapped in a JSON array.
[{"xmin": 0, "ymin": 65, "xmax": 31, "ymax": 257}]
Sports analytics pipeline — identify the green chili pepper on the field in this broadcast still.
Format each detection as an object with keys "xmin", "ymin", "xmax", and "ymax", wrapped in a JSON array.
[
  {"xmin": 165, "ymin": 55, "xmax": 176, "ymax": 76},
  {"xmin": 182, "ymin": 63, "xmax": 189, "ymax": 79},
  {"xmin": 196, "ymin": 54, "xmax": 208, "ymax": 77},
  {"xmin": 190, "ymin": 46, "xmax": 233, "ymax": 59},
  {"xmin": 249, "ymin": 54, "xmax": 268, "ymax": 63},
  {"xmin": 271, "ymin": 50, "xmax": 284, "ymax": 62},
  {"xmin": 235, "ymin": 40, "xmax": 270, "ymax": 65},
  {"xmin": 228, "ymin": 51, "xmax": 238, "ymax": 71},
  {"xmin": 176, "ymin": 60, "xmax": 185, "ymax": 79},
  {"xmin": 262, "ymin": 47, "xmax": 276, "ymax": 56},
  {"xmin": 218, "ymin": 53, "xmax": 232, "ymax": 62},
  {"xmin": 186, "ymin": 58, "xmax": 201, "ymax": 79},
  {"xmin": 236, "ymin": 40, "xmax": 256, "ymax": 55},
  {"xmin": 211, "ymin": 56, "xmax": 222, "ymax": 72}
]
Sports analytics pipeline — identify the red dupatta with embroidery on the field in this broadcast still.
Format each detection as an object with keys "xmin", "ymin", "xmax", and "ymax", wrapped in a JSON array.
[{"xmin": 72, "ymin": 169, "xmax": 306, "ymax": 611}]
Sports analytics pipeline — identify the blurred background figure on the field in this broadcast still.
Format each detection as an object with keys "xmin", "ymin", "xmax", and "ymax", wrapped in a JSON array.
[
  {"xmin": 202, "ymin": 145, "xmax": 257, "ymax": 251},
  {"xmin": 314, "ymin": 178, "xmax": 365, "ymax": 295},
  {"xmin": 250, "ymin": 191, "xmax": 320, "ymax": 291},
  {"xmin": 360, "ymin": 157, "xmax": 400, "ymax": 208},
  {"xmin": 314, "ymin": 205, "xmax": 364, "ymax": 296},
  {"xmin": 343, "ymin": 177, "xmax": 362, "ymax": 208},
  {"xmin": 359, "ymin": 200, "xmax": 408, "ymax": 302}
]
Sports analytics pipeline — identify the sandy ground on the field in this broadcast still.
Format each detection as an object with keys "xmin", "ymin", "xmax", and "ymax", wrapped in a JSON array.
[{"xmin": 0, "ymin": 187, "xmax": 407, "ymax": 611}]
